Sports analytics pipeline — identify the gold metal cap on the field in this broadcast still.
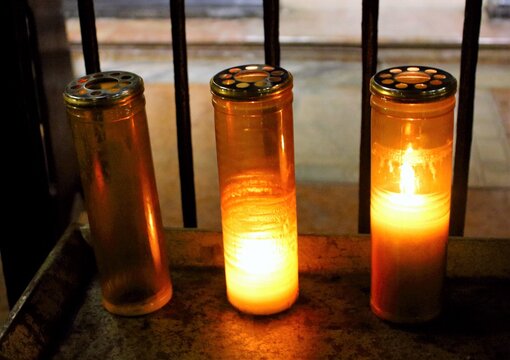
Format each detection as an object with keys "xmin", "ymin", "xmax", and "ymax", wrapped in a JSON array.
[
  {"xmin": 210, "ymin": 64, "xmax": 293, "ymax": 100},
  {"xmin": 370, "ymin": 66, "xmax": 457, "ymax": 102},
  {"xmin": 63, "ymin": 71, "xmax": 144, "ymax": 107}
]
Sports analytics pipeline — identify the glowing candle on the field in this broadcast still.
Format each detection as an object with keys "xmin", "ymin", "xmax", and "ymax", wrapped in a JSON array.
[
  {"xmin": 210, "ymin": 64, "xmax": 299, "ymax": 315},
  {"xmin": 369, "ymin": 66, "xmax": 457, "ymax": 323}
]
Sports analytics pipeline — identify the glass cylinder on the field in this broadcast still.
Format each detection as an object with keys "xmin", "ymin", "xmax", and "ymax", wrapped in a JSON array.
[
  {"xmin": 369, "ymin": 66, "xmax": 457, "ymax": 323},
  {"xmin": 63, "ymin": 71, "xmax": 172, "ymax": 316},
  {"xmin": 210, "ymin": 64, "xmax": 299, "ymax": 315}
]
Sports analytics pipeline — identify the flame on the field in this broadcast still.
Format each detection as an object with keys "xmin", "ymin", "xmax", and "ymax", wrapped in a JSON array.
[{"xmin": 400, "ymin": 145, "xmax": 417, "ymax": 195}]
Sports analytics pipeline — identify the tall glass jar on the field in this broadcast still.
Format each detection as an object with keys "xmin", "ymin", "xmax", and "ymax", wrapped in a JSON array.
[
  {"xmin": 210, "ymin": 64, "xmax": 299, "ymax": 315},
  {"xmin": 63, "ymin": 71, "xmax": 172, "ymax": 316},
  {"xmin": 369, "ymin": 65, "xmax": 457, "ymax": 323}
]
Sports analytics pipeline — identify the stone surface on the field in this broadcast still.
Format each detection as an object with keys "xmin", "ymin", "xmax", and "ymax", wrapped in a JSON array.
[
  {"xmin": 0, "ymin": 227, "xmax": 95, "ymax": 360},
  {"xmin": 1, "ymin": 226, "xmax": 509, "ymax": 360},
  {"xmin": 50, "ymin": 270, "xmax": 510, "ymax": 360}
]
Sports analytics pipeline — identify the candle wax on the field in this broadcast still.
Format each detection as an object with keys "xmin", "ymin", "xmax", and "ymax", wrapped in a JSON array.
[
  {"xmin": 221, "ymin": 177, "xmax": 299, "ymax": 315},
  {"xmin": 370, "ymin": 188, "xmax": 449, "ymax": 323}
]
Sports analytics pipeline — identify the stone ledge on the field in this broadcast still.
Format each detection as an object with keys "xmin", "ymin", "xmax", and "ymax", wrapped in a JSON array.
[
  {"xmin": 1, "ymin": 224, "xmax": 509, "ymax": 359},
  {"xmin": 162, "ymin": 227, "xmax": 510, "ymax": 278}
]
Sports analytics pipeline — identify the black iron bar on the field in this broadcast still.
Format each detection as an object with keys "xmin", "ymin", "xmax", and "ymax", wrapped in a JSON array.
[
  {"xmin": 263, "ymin": 0, "xmax": 280, "ymax": 67},
  {"xmin": 358, "ymin": 0, "xmax": 379, "ymax": 234},
  {"xmin": 169, "ymin": 0, "xmax": 198, "ymax": 228},
  {"xmin": 449, "ymin": 0, "xmax": 482, "ymax": 236},
  {"xmin": 77, "ymin": 0, "xmax": 100, "ymax": 74}
]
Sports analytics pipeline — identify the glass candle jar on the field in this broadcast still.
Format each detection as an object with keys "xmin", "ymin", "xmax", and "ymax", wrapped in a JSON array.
[
  {"xmin": 63, "ymin": 71, "xmax": 172, "ymax": 316},
  {"xmin": 369, "ymin": 66, "xmax": 457, "ymax": 323},
  {"xmin": 210, "ymin": 64, "xmax": 299, "ymax": 315}
]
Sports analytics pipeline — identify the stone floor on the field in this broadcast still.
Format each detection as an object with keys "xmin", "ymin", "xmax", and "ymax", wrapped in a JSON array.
[{"xmin": 2, "ymin": 0, "xmax": 510, "ymax": 325}]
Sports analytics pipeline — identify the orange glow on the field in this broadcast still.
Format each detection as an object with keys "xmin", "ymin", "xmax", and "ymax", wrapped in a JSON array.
[
  {"xmin": 144, "ymin": 196, "xmax": 162, "ymax": 270},
  {"xmin": 370, "ymin": 91, "xmax": 455, "ymax": 323},
  {"xmin": 231, "ymin": 237, "xmax": 281, "ymax": 275},
  {"xmin": 211, "ymin": 65, "xmax": 299, "ymax": 315},
  {"xmin": 222, "ymin": 178, "xmax": 299, "ymax": 315},
  {"xmin": 370, "ymin": 173, "xmax": 450, "ymax": 323}
]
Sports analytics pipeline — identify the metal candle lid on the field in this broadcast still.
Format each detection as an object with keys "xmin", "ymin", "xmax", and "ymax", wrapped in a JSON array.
[
  {"xmin": 370, "ymin": 65, "xmax": 457, "ymax": 102},
  {"xmin": 63, "ymin": 70, "xmax": 144, "ymax": 107},
  {"xmin": 210, "ymin": 64, "xmax": 293, "ymax": 100}
]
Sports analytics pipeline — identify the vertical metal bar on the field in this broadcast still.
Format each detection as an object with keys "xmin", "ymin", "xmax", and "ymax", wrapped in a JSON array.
[
  {"xmin": 78, "ymin": 0, "xmax": 101, "ymax": 74},
  {"xmin": 263, "ymin": 0, "xmax": 280, "ymax": 67},
  {"xmin": 449, "ymin": 0, "xmax": 482, "ymax": 236},
  {"xmin": 169, "ymin": 0, "xmax": 198, "ymax": 228},
  {"xmin": 358, "ymin": 0, "xmax": 379, "ymax": 234}
]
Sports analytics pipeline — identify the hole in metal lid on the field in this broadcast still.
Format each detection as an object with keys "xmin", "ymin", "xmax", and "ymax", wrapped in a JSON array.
[
  {"xmin": 234, "ymin": 70, "xmax": 269, "ymax": 83},
  {"xmin": 86, "ymin": 78, "xmax": 119, "ymax": 90},
  {"xmin": 255, "ymin": 80, "xmax": 269, "ymax": 87},
  {"xmin": 394, "ymin": 71, "xmax": 431, "ymax": 84}
]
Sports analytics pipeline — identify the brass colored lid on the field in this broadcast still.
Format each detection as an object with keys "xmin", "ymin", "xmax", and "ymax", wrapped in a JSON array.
[
  {"xmin": 63, "ymin": 71, "xmax": 144, "ymax": 107},
  {"xmin": 370, "ymin": 66, "xmax": 457, "ymax": 102},
  {"xmin": 210, "ymin": 64, "xmax": 293, "ymax": 100}
]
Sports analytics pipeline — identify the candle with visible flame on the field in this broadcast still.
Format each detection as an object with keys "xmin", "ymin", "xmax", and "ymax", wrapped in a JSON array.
[
  {"xmin": 371, "ymin": 144, "xmax": 451, "ymax": 322},
  {"xmin": 369, "ymin": 66, "xmax": 457, "ymax": 323},
  {"xmin": 211, "ymin": 64, "xmax": 299, "ymax": 315}
]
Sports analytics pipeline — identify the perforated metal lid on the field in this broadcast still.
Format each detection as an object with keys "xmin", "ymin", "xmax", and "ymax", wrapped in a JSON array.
[
  {"xmin": 370, "ymin": 65, "xmax": 457, "ymax": 102},
  {"xmin": 210, "ymin": 64, "xmax": 293, "ymax": 100},
  {"xmin": 63, "ymin": 71, "xmax": 144, "ymax": 107}
]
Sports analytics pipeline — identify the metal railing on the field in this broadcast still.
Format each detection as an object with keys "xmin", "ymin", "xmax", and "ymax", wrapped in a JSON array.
[
  {"xmin": 2, "ymin": 0, "xmax": 483, "ymax": 309},
  {"xmin": 75, "ymin": 0, "xmax": 481, "ymax": 236}
]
